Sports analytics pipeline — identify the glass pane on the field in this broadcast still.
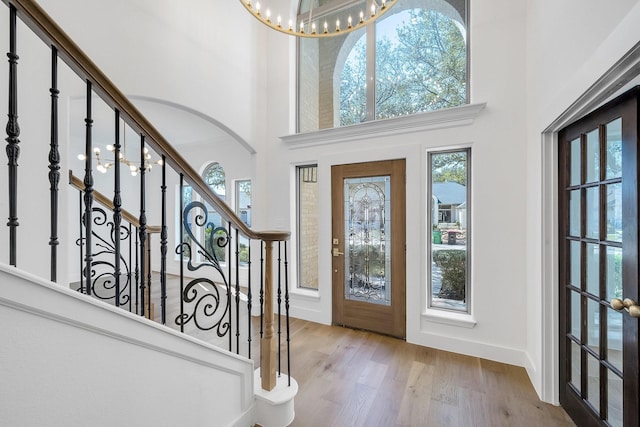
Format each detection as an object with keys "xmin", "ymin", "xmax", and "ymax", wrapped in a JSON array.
[
  {"xmin": 605, "ymin": 118, "xmax": 622, "ymax": 179},
  {"xmin": 375, "ymin": 7, "xmax": 467, "ymax": 120},
  {"xmin": 606, "ymin": 307, "xmax": 623, "ymax": 372},
  {"xmin": 235, "ymin": 180, "xmax": 252, "ymax": 227},
  {"xmin": 585, "ymin": 187, "xmax": 599, "ymax": 239},
  {"xmin": 339, "ymin": 31, "xmax": 367, "ymax": 127},
  {"xmin": 585, "ymin": 243, "xmax": 599, "ymax": 296},
  {"xmin": 606, "ymin": 247, "xmax": 622, "ymax": 301},
  {"xmin": 586, "ymin": 353, "xmax": 600, "ymax": 412},
  {"xmin": 607, "ymin": 369, "xmax": 623, "ymax": 427},
  {"xmin": 344, "ymin": 176, "xmax": 391, "ymax": 305},
  {"xmin": 569, "ymin": 190, "xmax": 581, "ymax": 237},
  {"xmin": 570, "ymin": 340, "xmax": 581, "ymax": 391},
  {"xmin": 586, "ymin": 298, "xmax": 600, "ymax": 354},
  {"xmin": 606, "ymin": 183, "xmax": 622, "ymax": 242},
  {"xmin": 570, "ymin": 137, "xmax": 581, "ymax": 186},
  {"xmin": 298, "ymin": 165, "xmax": 319, "ymax": 289},
  {"xmin": 585, "ymin": 129, "xmax": 600, "ymax": 183},
  {"xmin": 570, "ymin": 240, "xmax": 581, "ymax": 288},
  {"xmin": 571, "ymin": 291, "xmax": 581, "ymax": 338},
  {"xmin": 430, "ymin": 151, "xmax": 468, "ymax": 312}
]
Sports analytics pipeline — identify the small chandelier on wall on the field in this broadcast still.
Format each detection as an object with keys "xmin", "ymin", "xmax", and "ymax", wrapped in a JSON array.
[
  {"xmin": 239, "ymin": 0, "xmax": 397, "ymax": 38},
  {"xmin": 77, "ymin": 122, "xmax": 163, "ymax": 177}
]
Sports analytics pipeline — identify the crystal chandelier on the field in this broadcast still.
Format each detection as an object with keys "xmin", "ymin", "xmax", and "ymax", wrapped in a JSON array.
[
  {"xmin": 77, "ymin": 123, "xmax": 163, "ymax": 177},
  {"xmin": 239, "ymin": 0, "xmax": 397, "ymax": 37}
]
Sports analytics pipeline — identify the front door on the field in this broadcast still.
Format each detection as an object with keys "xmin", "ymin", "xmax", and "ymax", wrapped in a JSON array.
[
  {"xmin": 331, "ymin": 159, "xmax": 406, "ymax": 338},
  {"xmin": 558, "ymin": 87, "xmax": 640, "ymax": 426}
]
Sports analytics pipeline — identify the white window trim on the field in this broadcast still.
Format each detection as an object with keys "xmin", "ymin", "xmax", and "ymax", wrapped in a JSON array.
[
  {"xmin": 423, "ymin": 144, "xmax": 475, "ymax": 327},
  {"xmin": 282, "ymin": 102, "xmax": 486, "ymax": 149}
]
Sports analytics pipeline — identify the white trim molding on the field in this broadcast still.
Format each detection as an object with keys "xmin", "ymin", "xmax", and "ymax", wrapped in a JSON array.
[{"xmin": 281, "ymin": 103, "xmax": 486, "ymax": 148}]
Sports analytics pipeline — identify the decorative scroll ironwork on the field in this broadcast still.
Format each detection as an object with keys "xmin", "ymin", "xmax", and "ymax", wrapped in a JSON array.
[
  {"xmin": 76, "ymin": 206, "xmax": 133, "ymax": 306},
  {"xmin": 175, "ymin": 201, "xmax": 231, "ymax": 338},
  {"xmin": 345, "ymin": 178, "xmax": 391, "ymax": 305}
]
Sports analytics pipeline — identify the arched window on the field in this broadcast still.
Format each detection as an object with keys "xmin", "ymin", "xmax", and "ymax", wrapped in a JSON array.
[
  {"xmin": 298, "ymin": 0, "xmax": 468, "ymax": 132},
  {"xmin": 202, "ymin": 161, "xmax": 226, "ymax": 199}
]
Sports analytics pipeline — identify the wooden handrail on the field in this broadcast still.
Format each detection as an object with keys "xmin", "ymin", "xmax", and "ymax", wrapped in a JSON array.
[
  {"xmin": 4, "ymin": 0, "xmax": 288, "ymax": 243},
  {"xmin": 69, "ymin": 171, "xmax": 161, "ymax": 234}
]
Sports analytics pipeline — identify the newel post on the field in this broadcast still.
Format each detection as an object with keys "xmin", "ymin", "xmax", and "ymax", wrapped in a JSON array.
[{"xmin": 261, "ymin": 240, "xmax": 277, "ymax": 391}]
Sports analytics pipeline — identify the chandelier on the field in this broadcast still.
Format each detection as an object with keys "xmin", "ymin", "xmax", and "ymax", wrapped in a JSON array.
[
  {"xmin": 239, "ymin": 0, "xmax": 397, "ymax": 37},
  {"xmin": 77, "ymin": 124, "xmax": 163, "ymax": 177}
]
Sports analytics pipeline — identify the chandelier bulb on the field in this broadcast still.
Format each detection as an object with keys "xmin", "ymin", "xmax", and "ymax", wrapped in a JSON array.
[
  {"xmin": 348, "ymin": 16, "xmax": 352, "ymax": 28},
  {"xmin": 277, "ymin": 15, "xmax": 282, "ymax": 28},
  {"xmin": 255, "ymin": 1, "xmax": 260, "ymax": 15},
  {"xmin": 93, "ymin": 147, "xmax": 100, "ymax": 154},
  {"xmin": 371, "ymin": 4, "xmax": 376, "ymax": 17},
  {"xmin": 311, "ymin": 22, "xmax": 316, "ymax": 34},
  {"xmin": 106, "ymin": 144, "xmax": 114, "ymax": 151},
  {"xmin": 78, "ymin": 154, "xmax": 86, "ymax": 161},
  {"xmin": 359, "ymin": 11, "xmax": 364, "ymax": 23}
]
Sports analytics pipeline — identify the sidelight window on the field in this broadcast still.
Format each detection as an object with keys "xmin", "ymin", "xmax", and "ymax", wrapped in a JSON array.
[{"xmin": 427, "ymin": 148, "xmax": 470, "ymax": 313}]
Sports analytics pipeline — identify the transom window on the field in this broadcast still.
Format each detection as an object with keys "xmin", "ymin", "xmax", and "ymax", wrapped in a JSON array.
[{"xmin": 298, "ymin": 0, "xmax": 468, "ymax": 132}]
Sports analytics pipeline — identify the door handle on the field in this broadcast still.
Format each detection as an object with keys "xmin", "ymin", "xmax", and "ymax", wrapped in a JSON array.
[
  {"xmin": 611, "ymin": 298, "xmax": 640, "ymax": 318},
  {"xmin": 332, "ymin": 248, "xmax": 344, "ymax": 257}
]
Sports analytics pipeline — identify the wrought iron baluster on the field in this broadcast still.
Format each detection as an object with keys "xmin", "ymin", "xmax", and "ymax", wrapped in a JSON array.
[
  {"xmin": 113, "ymin": 111, "xmax": 122, "ymax": 307},
  {"xmin": 160, "ymin": 155, "xmax": 167, "ymax": 325},
  {"xmin": 135, "ymin": 227, "xmax": 139, "ymax": 314},
  {"xmin": 235, "ymin": 227, "xmax": 240, "ymax": 354},
  {"xmin": 277, "ymin": 242, "xmax": 282, "ymax": 377},
  {"xmin": 228, "ymin": 220, "xmax": 233, "ymax": 352},
  {"xmin": 260, "ymin": 242, "xmax": 264, "ymax": 340},
  {"xmin": 78, "ymin": 190, "xmax": 84, "ymax": 293},
  {"xmin": 128, "ymin": 223, "xmax": 133, "ymax": 312},
  {"xmin": 83, "ymin": 81, "xmax": 94, "ymax": 296},
  {"xmin": 139, "ymin": 135, "xmax": 147, "ymax": 318},
  {"xmin": 247, "ymin": 238, "xmax": 252, "ymax": 360},
  {"xmin": 6, "ymin": 5, "xmax": 20, "ymax": 267},
  {"xmin": 284, "ymin": 241, "xmax": 291, "ymax": 386},
  {"xmin": 48, "ymin": 46, "xmax": 60, "ymax": 282},
  {"xmin": 178, "ymin": 173, "xmax": 185, "ymax": 333}
]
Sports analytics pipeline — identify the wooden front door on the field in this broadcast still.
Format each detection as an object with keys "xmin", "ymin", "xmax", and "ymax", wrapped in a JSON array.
[
  {"xmin": 558, "ymin": 87, "xmax": 640, "ymax": 427},
  {"xmin": 331, "ymin": 159, "xmax": 406, "ymax": 338}
]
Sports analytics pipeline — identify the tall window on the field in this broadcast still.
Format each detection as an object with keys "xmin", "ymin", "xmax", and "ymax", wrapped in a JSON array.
[
  {"xmin": 298, "ymin": 0, "xmax": 468, "ymax": 132},
  {"xmin": 203, "ymin": 162, "xmax": 227, "ymax": 263},
  {"xmin": 235, "ymin": 180, "xmax": 252, "ymax": 266},
  {"xmin": 297, "ymin": 165, "xmax": 318, "ymax": 289},
  {"xmin": 428, "ymin": 149, "xmax": 470, "ymax": 312}
]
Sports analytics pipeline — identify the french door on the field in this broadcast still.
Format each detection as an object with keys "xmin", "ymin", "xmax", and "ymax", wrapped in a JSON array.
[
  {"xmin": 331, "ymin": 159, "xmax": 406, "ymax": 338},
  {"xmin": 558, "ymin": 87, "xmax": 640, "ymax": 426}
]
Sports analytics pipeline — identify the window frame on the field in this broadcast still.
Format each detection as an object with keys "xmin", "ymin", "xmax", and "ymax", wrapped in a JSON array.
[
  {"xmin": 427, "ymin": 147, "xmax": 472, "ymax": 315},
  {"xmin": 295, "ymin": 164, "xmax": 319, "ymax": 290},
  {"xmin": 296, "ymin": 0, "xmax": 470, "ymax": 132}
]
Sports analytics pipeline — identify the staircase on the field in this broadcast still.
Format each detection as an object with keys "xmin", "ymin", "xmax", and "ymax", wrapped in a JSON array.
[{"xmin": 0, "ymin": 1, "xmax": 296, "ymax": 426}]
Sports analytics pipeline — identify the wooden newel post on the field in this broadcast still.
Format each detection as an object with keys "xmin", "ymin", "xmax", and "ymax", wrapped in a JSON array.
[{"xmin": 261, "ymin": 240, "xmax": 277, "ymax": 391}]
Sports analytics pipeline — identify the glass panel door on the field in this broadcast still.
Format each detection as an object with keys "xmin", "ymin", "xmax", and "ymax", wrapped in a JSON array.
[
  {"xmin": 558, "ymin": 87, "xmax": 639, "ymax": 427},
  {"xmin": 332, "ymin": 159, "xmax": 406, "ymax": 338}
]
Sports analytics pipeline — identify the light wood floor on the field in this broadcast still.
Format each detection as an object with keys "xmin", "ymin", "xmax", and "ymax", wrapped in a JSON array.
[
  {"xmin": 284, "ymin": 319, "xmax": 575, "ymax": 427},
  {"xmin": 81, "ymin": 274, "xmax": 575, "ymax": 426}
]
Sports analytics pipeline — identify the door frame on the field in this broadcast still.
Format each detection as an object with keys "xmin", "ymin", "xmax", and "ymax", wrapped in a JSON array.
[
  {"xmin": 539, "ymin": 42, "xmax": 640, "ymax": 404},
  {"xmin": 331, "ymin": 159, "xmax": 406, "ymax": 338},
  {"xmin": 557, "ymin": 87, "xmax": 639, "ymax": 426}
]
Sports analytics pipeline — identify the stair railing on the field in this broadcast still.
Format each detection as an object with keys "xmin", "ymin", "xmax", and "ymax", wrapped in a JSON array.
[{"xmin": 2, "ymin": 0, "xmax": 290, "ymax": 391}]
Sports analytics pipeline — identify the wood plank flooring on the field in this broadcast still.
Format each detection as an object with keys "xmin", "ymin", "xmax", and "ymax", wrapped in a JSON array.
[
  {"xmin": 284, "ymin": 319, "xmax": 575, "ymax": 427},
  {"xmin": 77, "ymin": 274, "xmax": 575, "ymax": 426}
]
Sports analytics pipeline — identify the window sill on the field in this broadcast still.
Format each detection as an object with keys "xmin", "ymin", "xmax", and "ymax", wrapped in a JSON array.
[
  {"xmin": 422, "ymin": 309, "xmax": 476, "ymax": 329},
  {"xmin": 289, "ymin": 287, "xmax": 320, "ymax": 300},
  {"xmin": 281, "ymin": 103, "xmax": 486, "ymax": 149}
]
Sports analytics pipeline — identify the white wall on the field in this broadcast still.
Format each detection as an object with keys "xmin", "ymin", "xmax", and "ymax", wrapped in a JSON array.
[
  {"xmin": 0, "ymin": 263, "xmax": 255, "ymax": 427},
  {"xmin": 262, "ymin": 0, "xmax": 530, "ymax": 368},
  {"xmin": 524, "ymin": 0, "xmax": 640, "ymax": 403}
]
